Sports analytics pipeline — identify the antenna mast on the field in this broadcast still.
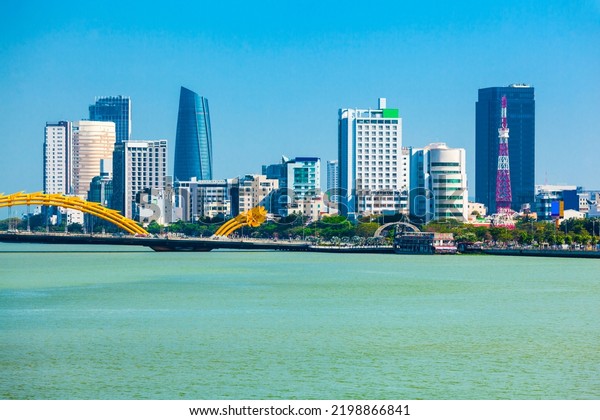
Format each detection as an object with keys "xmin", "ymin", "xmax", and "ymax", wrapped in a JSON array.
[{"xmin": 495, "ymin": 95, "xmax": 512, "ymax": 213}]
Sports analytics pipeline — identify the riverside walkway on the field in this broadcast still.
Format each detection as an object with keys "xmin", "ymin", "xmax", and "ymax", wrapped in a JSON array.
[
  {"xmin": 0, "ymin": 232, "xmax": 311, "ymax": 252},
  {"xmin": 2, "ymin": 232, "xmax": 598, "ymax": 257}
]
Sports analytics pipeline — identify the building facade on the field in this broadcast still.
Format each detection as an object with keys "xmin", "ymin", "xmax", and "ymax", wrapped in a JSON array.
[
  {"xmin": 89, "ymin": 96, "xmax": 131, "ymax": 143},
  {"xmin": 87, "ymin": 159, "xmax": 113, "ymax": 208},
  {"xmin": 262, "ymin": 156, "xmax": 321, "ymax": 217},
  {"xmin": 112, "ymin": 140, "xmax": 168, "ymax": 219},
  {"xmin": 231, "ymin": 175, "xmax": 279, "ymax": 216},
  {"xmin": 285, "ymin": 157, "xmax": 320, "ymax": 199},
  {"xmin": 338, "ymin": 98, "xmax": 407, "ymax": 219},
  {"xmin": 476, "ymin": 84, "xmax": 535, "ymax": 214},
  {"xmin": 534, "ymin": 185, "xmax": 578, "ymax": 221},
  {"xmin": 72, "ymin": 121, "xmax": 116, "ymax": 198},
  {"xmin": 326, "ymin": 160, "xmax": 339, "ymax": 203},
  {"xmin": 410, "ymin": 143, "xmax": 468, "ymax": 223},
  {"xmin": 43, "ymin": 121, "xmax": 72, "ymax": 195},
  {"xmin": 174, "ymin": 86, "xmax": 213, "ymax": 182}
]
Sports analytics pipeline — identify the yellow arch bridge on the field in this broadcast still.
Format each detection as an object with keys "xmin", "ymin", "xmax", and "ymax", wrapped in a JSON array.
[
  {"xmin": 0, "ymin": 192, "xmax": 148, "ymax": 235},
  {"xmin": 0, "ymin": 192, "xmax": 268, "ymax": 238}
]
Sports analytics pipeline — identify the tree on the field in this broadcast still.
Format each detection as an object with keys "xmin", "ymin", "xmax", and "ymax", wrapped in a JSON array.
[
  {"xmin": 455, "ymin": 232, "xmax": 477, "ymax": 243},
  {"xmin": 497, "ymin": 228, "xmax": 513, "ymax": 244},
  {"xmin": 146, "ymin": 221, "xmax": 162, "ymax": 234},
  {"xmin": 68, "ymin": 223, "xmax": 84, "ymax": 233},
  {"xmin": 355, "ymin": 222, "xmax": 379, "ymax": 238}
]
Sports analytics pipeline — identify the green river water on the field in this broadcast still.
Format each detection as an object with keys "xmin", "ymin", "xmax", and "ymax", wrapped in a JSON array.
[{"xmin": 1, "ymin": 243, "xmax": 598, "ymax": 399}]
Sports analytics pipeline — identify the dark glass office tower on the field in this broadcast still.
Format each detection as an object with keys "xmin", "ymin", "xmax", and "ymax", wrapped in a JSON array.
[
  {"xmin": 476, "ymin": 85, "xmax": 535, "ymax": 214},
  {"xmin": 174, "ymin": 87, "xmax": 213, "ymax": 181},
  {"xmin": 89, "ymin": 96, "xmax": 131, "ymax": 143}
]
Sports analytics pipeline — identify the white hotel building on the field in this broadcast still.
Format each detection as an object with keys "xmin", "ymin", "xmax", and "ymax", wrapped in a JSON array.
[
  {"xmin": 44, "ymin": 121, "xmax": 73, "ymax": 195},
  {"xmin": 112, "ymin": 140, "xmax": 168, "ymax": 219},
  {"xmin": 409, "ymin": 143, "xmax": 468, "ymax": 223},
  {"xmin": 338, "ymin": 98, "xmax": 409, "ymax": 219}
]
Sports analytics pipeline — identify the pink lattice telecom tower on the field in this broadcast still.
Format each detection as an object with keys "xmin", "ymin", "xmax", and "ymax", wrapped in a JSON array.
[{"xmin": 495, "ymin": 95, "xmax": 512, "ymax": 213}]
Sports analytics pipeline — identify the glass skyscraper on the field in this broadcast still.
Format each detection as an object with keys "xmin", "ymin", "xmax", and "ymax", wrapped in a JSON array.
[
  {"xmin": 476, "ymin": 84, "xmax": 535, "ymax": 214},
  {"xmin": 89, "ymin": 95, "xmax": 131, "ymax": 143},
  {"xmin": 174, "ymin": 86, "xmax": 213, "ymax": 181}
]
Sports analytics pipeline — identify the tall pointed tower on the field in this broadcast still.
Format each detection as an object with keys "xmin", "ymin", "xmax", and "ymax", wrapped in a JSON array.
[{"xmin": 174, "ymin": 87, "xmax": 213, "ymax": 181}]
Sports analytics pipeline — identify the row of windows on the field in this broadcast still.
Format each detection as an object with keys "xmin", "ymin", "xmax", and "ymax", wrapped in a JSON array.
[
  {"xmin": 435, "ymin": 212, "xmax": 464, "ymax": 217},
  {"xmin": 435, "ymin": 195, "xmax": 465, "ymax": 200},
  {"xmin": 431, "ymin": 162, "xmax": 460, "ymax": 166},
  {"xmin": 356, "ymin": 119, "xmax": 399, "ymax": 124},
  {"xmin": 437, "ymin": 204, "xmax": 464, "ymax": 209},
  {"xmin": 131, "ymin": 158, "xmax": 167, "ymax": 162},
  {"xmin": 433, "ymin": 187, "xmax": 463, "ymax": 191},
  {"xmin": 433, "ymin": 179, "xmax": 462, "ymax": 184},
  {"xmin": 357, "ymin": 131, "xmax": 398, "ymax": 136},
  {"xmin": 358, "ymin": 180, "xmax": 400, "ymax": 185},
  {"xmin": 357, "ymin": 155, "xmax": 399, "ymax": 161},
  {"xmin": 357, "ymin": 137, "xmax": 399, "ymax": 142},
  {"xmin": 128, "ymin": 183, "xmax": 162, "ymax": 188},
  {"xmin": 357, "ymin": 141, "xmax": 399, "ymax": 148},
  {"xmin": 358, "ymin": 165, "xmax": 399, "ymax": 171},
  {"xmin": 359, "ymin": 173, "xmax": 401, "ymax": 178},
  {"xmin": 358, "ymin": 147, "xmax": 398, "ymax": 152}
]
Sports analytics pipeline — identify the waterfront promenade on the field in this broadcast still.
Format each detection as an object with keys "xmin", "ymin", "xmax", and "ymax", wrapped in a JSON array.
[
  {"xmin": 0, "ymin": 232, "xmax": 310, "ymax": 252},
  {"xmin": 1, "ymin": 231, "xmax": 600, "ymax": 257}
]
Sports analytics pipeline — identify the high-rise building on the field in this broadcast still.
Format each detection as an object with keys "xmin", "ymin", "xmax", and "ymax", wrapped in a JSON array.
[
  {"xmin": 283, "ymin": 157, "xmax": 321, "ymax": 218},
  {"xmin": 285, "ymin": 157, "xmax": 320, "ymax": 200},
  {"xmin": 476, "ymin": 84, "xmax": 535, "ymax": 214},
  {"xmin": 43, "ymin": 121, "xmax": 72, "ymax": 194},
  {"xmin": 112, "ymin": 140, "xmax": 168, "ymax": 219},
  {"xmin": 261, "ymin": 156, "xmax": 321, "ymax": 217},
  {"xmin": 338, "ymin": 98, "xmax": 408, "ymax": 218},
  {"xmin": 72, "ymin": 121, "xmax": 116, "ymax": 198},
  {"xmin": 230, "ymin": 175, "xmax": 278, "ymax": 216},
  {"xmin": 190, "ymin": 179, "xmax": 233, "ymax": 220},
  {"xmin": 87, "ymin": 159, "xmax": 113, "ymax": 208},
  {"xmin": 262, "ymin": 155, "xmax": 289, "ymax": 182},
  {"xmin": 89, "ymin": 96, "xmax": 131, "ymax": 143},
  {"xmin": 174, "ymin": 86, "xmax": 213, "ymax": 182},
  {"xmin": 174, "ymin": 178, "xmax": 233, "ymax": 222},
  {"xmin": 326, "ymin": 160, "xmax": 339, "ymax": 203},
  {"xmin": 409, "ymin": 143, "xmax": 468, "ymax": 223}
]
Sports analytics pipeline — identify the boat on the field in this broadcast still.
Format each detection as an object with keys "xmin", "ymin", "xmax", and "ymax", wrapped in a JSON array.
[{"xmin": 393, "ymin": 231, "xmax": 457, "ymax": 255}]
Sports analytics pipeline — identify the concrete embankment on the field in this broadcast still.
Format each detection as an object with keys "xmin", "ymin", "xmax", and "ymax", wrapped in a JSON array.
[
  {"xmin": 482, "ymin": 248, "xmax": 600, "ymax": 259},
  {"xmin": 308, "ymin": 246, "xmax": 394, "ymax": 254}
]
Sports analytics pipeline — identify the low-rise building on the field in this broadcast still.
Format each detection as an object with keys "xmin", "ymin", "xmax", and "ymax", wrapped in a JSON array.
[{"xmin": 468, "ymin": 202, "xmax": 487, "ymax": 221}]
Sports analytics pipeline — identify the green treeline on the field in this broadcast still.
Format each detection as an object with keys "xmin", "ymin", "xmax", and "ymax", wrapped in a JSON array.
[{"xmin": 2, "ymin": 213, "xmax": 598, "ymax": 247}]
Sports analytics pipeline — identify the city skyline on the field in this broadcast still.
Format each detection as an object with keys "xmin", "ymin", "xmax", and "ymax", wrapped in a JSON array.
[{"xmin": 1, "ymin": 1, "xmax": 598, "ymax": 196}]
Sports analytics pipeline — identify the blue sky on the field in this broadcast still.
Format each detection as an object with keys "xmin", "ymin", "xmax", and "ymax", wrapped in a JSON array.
[{"xmin": 1, "ymin": 0, "xmax": 599, "ymax": 197}]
